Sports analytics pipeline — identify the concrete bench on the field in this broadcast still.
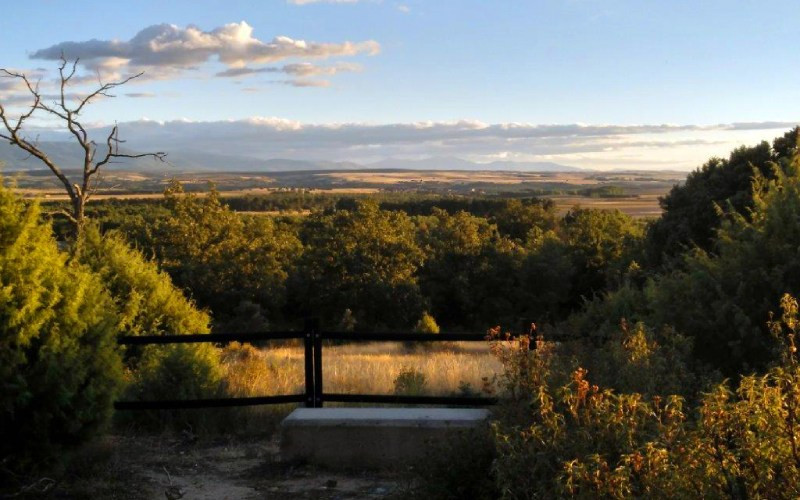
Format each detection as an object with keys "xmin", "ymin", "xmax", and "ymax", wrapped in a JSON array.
[{"xmin": 279, "ymin": 407, "xmax": 491, "ymax": 468}]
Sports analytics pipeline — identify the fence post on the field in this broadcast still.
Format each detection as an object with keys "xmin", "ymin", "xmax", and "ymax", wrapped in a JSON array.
[
  {"xmin": 526, "ymin": 321, "xmax": 537, "ymax": 351},
  {"xmin": 313, "ymin": 327, "xmax": 323, "ymax": 408},
  {"xmin": 303, "ymin": 319, "xmax": 315, "ymax": 408}
]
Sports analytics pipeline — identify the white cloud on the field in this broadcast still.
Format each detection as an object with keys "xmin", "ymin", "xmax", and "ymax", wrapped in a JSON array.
[
  {"xmin": 215, "ymin": 62, "xmax": 361, "ymax": 78},
  {"xmin": 0, "ymin": 68, "xmax": 105, "ymax": 108},
  {"xmin": 275, "ymin": 79, "xmax": 331, "ymax": 87},
  {"xmin": 216, "ymin": 67, "xmax": 276, "ymax": 78},
  {"xmin": 30, "ymin": 22, "xmax": 379, "ymax": 82},
  {"xmin": 283, "ymin": 62, "xmax": 362, "ymax": 76},
  {"xmin": 0, "ymin": 68, "xmax": 49, "ymax": 98}
]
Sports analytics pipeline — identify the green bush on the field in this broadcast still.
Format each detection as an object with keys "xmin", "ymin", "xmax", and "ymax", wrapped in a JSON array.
[
  {"xmin": 414, "ymin": 311, "xmax": 440, "ymax": 334},
  {"xmin": 407, "ymin": 311, "xmax": 442, "ymax": 351},
  {"xmin": 76, "ymin": 226, "xmax": 224, "ymax": 429},
  {"xmin": 560, "ymin": 320, "xmax": 707, "ymax": 401},
  {"xmin": 77, "ymin": 226, "xmax": 211, "ymax": 337},
  {"xmin": 393, "ymin": 367, "xmax": 427, "ymax": 396},
  {"xmin": 0, "ymin": 187, "xmax": 122, "ymax": 476},
  {"xmin": 125, "ymin": 343, "xmax": 224, "ymax": 428}
]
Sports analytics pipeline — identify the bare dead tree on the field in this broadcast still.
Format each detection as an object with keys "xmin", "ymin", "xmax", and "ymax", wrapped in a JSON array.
[{"xmin": 0, "ymin": 55, "xmax": 165, "ymax": 237}]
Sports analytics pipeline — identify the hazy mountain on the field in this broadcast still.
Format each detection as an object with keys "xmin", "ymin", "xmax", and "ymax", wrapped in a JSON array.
[
  {"xmin": 484, "ymin": 160, "xmax": 582, "ymax": 171},
  {"xmin": 369, "ymin": 156, "xmax": 478, "ymax": 170},
  {"xmin": 368, "ymin": 156, "xmax": 581, "ymax": 171},
  {"xmin": 257, "ymin": 159, "xmax": 365, "ymax": 171},
  {"xmin": 0, "ymin": 141, "xmax": 168, "ymax": 171},
  {"xmin": 0, "ymin": 142, "xmax": 581, "ymax": 172}
]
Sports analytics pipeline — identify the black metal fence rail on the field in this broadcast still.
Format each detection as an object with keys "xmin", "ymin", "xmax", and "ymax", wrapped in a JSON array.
[
  {"xmin": 114, "ymin": 327, "xmax": 518, "ymax": 411},
  {"xmin": 118, "ymin": 331, "xmax": 305, "ymax": 345}
]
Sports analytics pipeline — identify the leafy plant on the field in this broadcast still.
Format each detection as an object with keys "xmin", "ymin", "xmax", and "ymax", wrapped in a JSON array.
[
  {"xmin": 0, "ymin": 187, "xmax": 122, "ymax": 477},
  {"xmin": 393, "ymin": 367, "xmax": 428, "ymax": 396},
  {"xmin": 489, "ymin": 295, "xmax": 800, "ymax": 498}
]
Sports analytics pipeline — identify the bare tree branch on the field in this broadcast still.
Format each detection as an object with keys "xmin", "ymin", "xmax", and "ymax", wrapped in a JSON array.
[
  {"xmin": 92, "ymin": 125, "xmax": 166, "ymax": 175},
  {"xmin": 0, "ymin": 59, "xmax": 166, "ymax": 237},
  {"xmin": 74, "ymin": 72, "xmax": 144, "ymax": 116},
  {"xmin": 53, "ymin": 208, "xmax": 78, "ymax": 224},
  {"xmin": 0, "ymin": 97, "xmax": 76, "ymax": 199}
]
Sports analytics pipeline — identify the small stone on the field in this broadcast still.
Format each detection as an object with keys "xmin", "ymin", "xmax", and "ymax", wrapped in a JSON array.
[{"xmin": 164, "ymin": 486, "xmax": 185, "ymax": 500}]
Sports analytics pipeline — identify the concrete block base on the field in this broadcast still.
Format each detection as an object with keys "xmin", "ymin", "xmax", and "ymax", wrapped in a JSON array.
[{"xmin": 279, "ymin": 407, "xmax": 491, "ymax": 469}]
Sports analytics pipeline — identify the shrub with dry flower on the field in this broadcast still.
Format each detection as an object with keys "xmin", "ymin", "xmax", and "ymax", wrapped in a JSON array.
[{"xmin": 489, "ymin": 294, "xmax": 800, "ymax": 498}]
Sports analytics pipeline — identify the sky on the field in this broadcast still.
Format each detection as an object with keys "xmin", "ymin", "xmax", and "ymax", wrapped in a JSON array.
[{"xmin": 0, "ymin": 0, "xmax": 798, "ymax": 170}]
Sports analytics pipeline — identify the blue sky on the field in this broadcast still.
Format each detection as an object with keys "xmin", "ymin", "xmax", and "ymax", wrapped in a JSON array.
[{"xmin": 1, "ymin": 0, "xmax": 798, "ymax": 169}]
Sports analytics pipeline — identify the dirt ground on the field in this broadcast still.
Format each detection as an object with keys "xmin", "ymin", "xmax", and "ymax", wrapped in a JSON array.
[{"xmin": 53, "ymin": 433, "xmax": 409, "ymax": 499}]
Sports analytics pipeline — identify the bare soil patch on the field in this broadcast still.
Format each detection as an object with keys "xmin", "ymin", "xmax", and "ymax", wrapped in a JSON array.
[{"xmin": 54, "ymin": 433, "xmax": 407, "ymax": 499}]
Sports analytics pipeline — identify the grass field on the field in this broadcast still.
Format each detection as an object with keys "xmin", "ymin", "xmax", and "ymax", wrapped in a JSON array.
[{"xmin": 222, "ymin": 341, "xmax": 500, "ymax": 400}]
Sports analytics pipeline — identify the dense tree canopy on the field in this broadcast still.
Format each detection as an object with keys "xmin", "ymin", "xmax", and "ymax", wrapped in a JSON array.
[
  {"xmin": 567, "ymin": 132, "xmax": 800, "ymax": 374},
  {"xmin": 292, "ymin": 200, "xmax": 425, "ymax": 329},
  {"xmin": 127, "ymin": 181, "xmax": 301, "ymax": 330},
  {"xmin": 646, "ymin": 127, "xmax": 800, "ymax": 264},
  {"xmin": 649, "ymin": 151, "xmax": 800, "ymax": 373},
  {"xmin": 417, "ymin": 209, "xmax": 523, "ymax": 329}
]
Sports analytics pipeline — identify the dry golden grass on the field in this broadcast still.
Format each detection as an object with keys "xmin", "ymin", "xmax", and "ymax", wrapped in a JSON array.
[
  {"xmin": 221, "ymin": 341, "xmax": 500, "ymax": 399},
  {"xmin": 209, "ymin": 341, "xmax": 501, "ymax": 432}
]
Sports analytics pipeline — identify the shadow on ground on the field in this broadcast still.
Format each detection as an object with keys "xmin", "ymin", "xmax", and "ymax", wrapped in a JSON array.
[{"xmin": 54, "ymin": 434, "xmax": 409, "ymax": 499}]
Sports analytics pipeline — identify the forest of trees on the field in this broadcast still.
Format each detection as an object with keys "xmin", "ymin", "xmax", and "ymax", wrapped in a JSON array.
[
  {"xmin": 65, "ymin": 185, "xmax": 639, "ymax": 334},
  {"xmin": 3, "ymin": 127, "xmax": 800, "ymax": 497}
]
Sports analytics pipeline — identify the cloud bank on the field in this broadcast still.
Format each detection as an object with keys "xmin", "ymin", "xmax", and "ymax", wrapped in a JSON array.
[{"xmin": 38, "ymin": 118, "xmax": 795, "ymax": 171}]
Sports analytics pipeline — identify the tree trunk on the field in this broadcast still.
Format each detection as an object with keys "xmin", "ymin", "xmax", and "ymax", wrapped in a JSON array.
[{"xmin": 72, "ymin": 194, "xmax": 86, "ymax": 239}]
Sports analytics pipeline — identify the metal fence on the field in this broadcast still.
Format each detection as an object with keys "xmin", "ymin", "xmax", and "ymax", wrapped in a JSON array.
[{"xmin": 114, "ymin": 324, "xmax": 502, "ymax": 411}]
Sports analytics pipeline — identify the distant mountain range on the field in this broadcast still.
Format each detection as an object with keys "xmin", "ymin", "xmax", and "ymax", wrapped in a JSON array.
[
  {"xmin": 0, "ymin": 141, "xmax": 582, "ymax": 173},
  {"xmin": 367, "ymin": 156, "xmax": 581, "ymax": 171}
]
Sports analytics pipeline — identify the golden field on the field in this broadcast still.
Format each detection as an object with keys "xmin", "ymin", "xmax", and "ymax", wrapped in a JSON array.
[{"xmin": 221, "ymin": 341, "xmax": 500, "ymax": 401}]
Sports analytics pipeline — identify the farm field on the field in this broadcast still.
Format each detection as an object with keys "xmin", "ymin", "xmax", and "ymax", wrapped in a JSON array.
[
  {"xmin": 549, "ymin": 193, "xmax": 664, "ymax": 217},
  {"xmin": 9, "ymin": 168, "xmax": 680, "ymax": 218}
]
